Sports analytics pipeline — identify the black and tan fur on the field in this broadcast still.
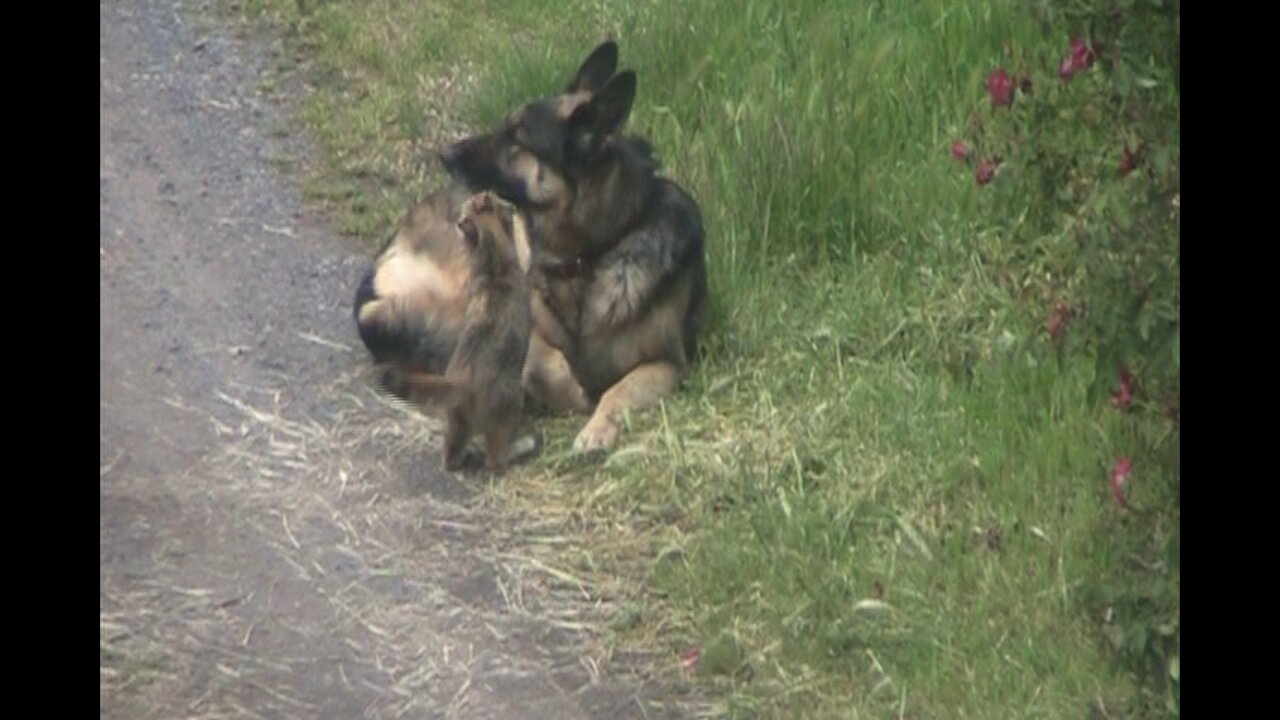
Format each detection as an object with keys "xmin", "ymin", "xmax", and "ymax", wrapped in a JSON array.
[
  {"xmin": 395, "ymin": 191, "xmax": 533, "ymax": 472},
  {"xmin": 439, "ymin": 55, "xmax": 708, "ymax": 452},
  {"xmin": 352, "ymin": 42, "xmax": 619, "ymax": 390},
  {"xmin": 353, "ymin": 40, "xmax": 707, "ymax": 453}
]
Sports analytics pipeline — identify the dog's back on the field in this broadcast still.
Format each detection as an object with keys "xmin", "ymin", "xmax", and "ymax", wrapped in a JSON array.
[
  {"xmin": 353, "ymin": 41, "xmax": 622, "ymax": 385},
  {"xmin": 354, "ymin": 184, "xmax": 473, "ymax": 378}
]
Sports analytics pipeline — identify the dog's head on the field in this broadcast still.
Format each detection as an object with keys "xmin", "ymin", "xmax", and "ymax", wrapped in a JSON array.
[{"xmin": 439, "ymin": 41, "xmax": 637, "ymax": 212}]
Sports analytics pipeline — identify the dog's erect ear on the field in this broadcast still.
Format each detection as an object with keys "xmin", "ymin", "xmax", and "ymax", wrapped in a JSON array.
[
  {"xmin": 566, "ymin": 70, "xmax": 637, "ymax": 158},
  {"xmin": 564, "ymin": 40, "xmax": 619, "ymax": 94}
]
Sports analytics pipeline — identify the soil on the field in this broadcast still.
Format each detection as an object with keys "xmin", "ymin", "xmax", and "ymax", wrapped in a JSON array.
[{"xmin": 100, "ymin": 2, "xmax": 687, "ymax": 717}]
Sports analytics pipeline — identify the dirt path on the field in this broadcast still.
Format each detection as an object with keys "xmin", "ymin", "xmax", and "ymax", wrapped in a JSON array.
[{"xmin": 100, "ymin": 3, "xmax": 684, "ymax": 718}]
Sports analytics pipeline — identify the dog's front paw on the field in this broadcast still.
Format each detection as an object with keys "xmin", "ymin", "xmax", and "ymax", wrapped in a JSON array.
[{"xmin": 572, "ymin": 417, "xmax": 618, "ymax": 453}]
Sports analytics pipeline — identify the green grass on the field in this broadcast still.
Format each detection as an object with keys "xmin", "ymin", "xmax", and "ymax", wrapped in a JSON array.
[{"xmin": 226, "ymin": 1, "xmax": 1179, "ymax": 717}]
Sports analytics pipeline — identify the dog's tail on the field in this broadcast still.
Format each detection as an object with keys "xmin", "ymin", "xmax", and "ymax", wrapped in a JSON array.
[
  {"xmin": 393, "ymin": 369, "xmax": 469, "ymax": 410},
  {"xmin": 354, "ymin": 263, "xmax": 460, "ymax": 376}
]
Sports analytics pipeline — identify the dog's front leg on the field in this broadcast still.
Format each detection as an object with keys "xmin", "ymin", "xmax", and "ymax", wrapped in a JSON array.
[{"xmin": 573, "ymin": 362, "xmax": 680, "ymax": 452}]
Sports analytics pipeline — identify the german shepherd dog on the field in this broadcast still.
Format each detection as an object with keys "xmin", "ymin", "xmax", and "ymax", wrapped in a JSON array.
[
  {"xmin": 354, "ymin": 40, "xmax": 707, "ymax": 453},
  {"xmin": 396, "ymin": 191, "xmax": 533, "ymax": 472},
  {"xmin": 353, "ymin": 41, "xmax": 618, "ymax": 390}
]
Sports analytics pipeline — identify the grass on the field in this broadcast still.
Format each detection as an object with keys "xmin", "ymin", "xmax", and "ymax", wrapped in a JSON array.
[{"xmin": 225, "ymin": 0, "xmax": 1179, "ymax": 717}]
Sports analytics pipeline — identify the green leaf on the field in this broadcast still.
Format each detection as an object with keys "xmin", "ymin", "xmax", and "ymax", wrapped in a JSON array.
[
  {"xmin": 1112, "ymin": 196, "xmax": 1133, "ymax": 231},
  {"xmin": 1155, "ymin": 148, "xmax": 1172, "ymax": 176},
  {"xmin": 1113, "ymin": 62, "xmax": 1134, "ymax": 98},
  {"xmin": 777, "ymin": 486, "xmax": 792, "ymax": 520},
  {"xmin": 998, "ymin": 329, "xmax": 1017, "ymax": 352},
  {"xmin": 1090, "ymin": 347, "xmax": 1115, "ymax": 404},
  {"xmin": 1106, "ymin": 624, "xmax": 1125, "ymax": 650},
  {"xmin": 1169, "ymin": 655, "xmax": 1179, "ymax": 682},
  {"xmin": 1131, "ymin": 625, "xmax": 1149, "ymax": 653},
  {"xmin": 701, "ymin": 633, "xmax": 746, "ymax": 676}
]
